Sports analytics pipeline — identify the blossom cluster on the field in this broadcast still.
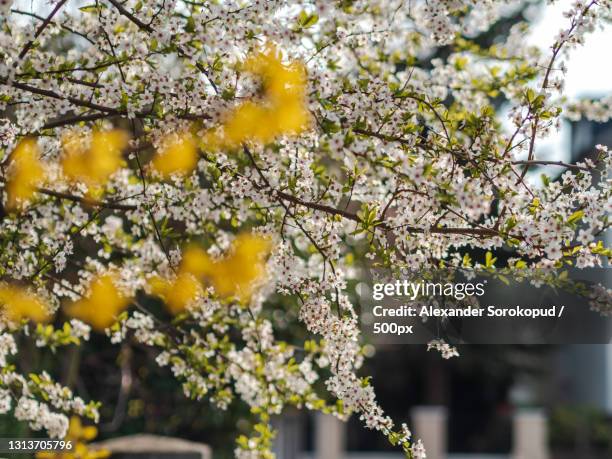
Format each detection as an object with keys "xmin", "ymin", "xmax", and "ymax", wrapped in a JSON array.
[{"xmin": 1, "ymin": 332, "xmax": 99, "ymax": 439}]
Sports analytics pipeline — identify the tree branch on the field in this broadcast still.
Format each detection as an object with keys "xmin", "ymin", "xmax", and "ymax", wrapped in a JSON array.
[
  {"xmin": 107, "ymin": 0, "xmax": 153, "ymax": 32},
  {"xmin": 275, "ymin": 190, "xmax": 505, "ymax": 237},
  {"xmin": 512, "ymin": 160, "xmax": 590, "ymax": 171},
  {"xmin": 37, "ymin": 188, "xmax": 138, "ymax": 211},
  {"xmin": 107, "ymin": 0, "xmax": 218, "ymax": 94},
  {"xmin": 17, "ymin": 0, "xmax": 69, "ymax": 60}
]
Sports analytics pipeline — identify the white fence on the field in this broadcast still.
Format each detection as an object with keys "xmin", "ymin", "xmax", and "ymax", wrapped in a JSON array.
[{"xmin": 274, "ymin": 406, "xmax": 549, "ymax": 459}]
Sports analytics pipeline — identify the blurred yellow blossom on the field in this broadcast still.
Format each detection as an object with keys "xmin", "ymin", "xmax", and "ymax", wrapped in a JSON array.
[
  {"xmin": 202, "ymin": 45, "xmax": 310, "ymax": 150},
  {"xmin": 149, "ymin": 271, "xmax": 202, "ymax": 315},
  {"xmin": 61, "ymin": 130, "xmax": 128, "ymax": 188},
  {"xmin": 179, "ymin": 245, "xmax": 211, "ymax": 278},
  {"xmin": 150, "ymin": 234, "xmax": 271, "ymax": 314},
  {"xmin": 223, "ymin": 102, "xmax": 273, "ymax": 146},
  {"xmin": 64, "ymin": 273, "xmax": 130, "ymax": 331},
  {"xmin": 5, "ymin": 138, "xmax": 45, "ymax": 210},
  {"xmin": 151, "ymin": 131, "xmax": 198, "ymax": 177},
  {"xmin": 182, "ymin": 234, "xmax": 272, "ymax": 303},
  {"xmin": 148, "ymin": 244, "xmax": 209, "ymax": 314},
  {"xmin": 0, "ymin": 283, "xmax": 50, "ymax": 323},
  {"xmin": 201, "ymin": 233, "xmax": 272, "ymax": 302},
  {"xmin": 37, "ymin": 416, "xmax": 109, "ymax": 459}
]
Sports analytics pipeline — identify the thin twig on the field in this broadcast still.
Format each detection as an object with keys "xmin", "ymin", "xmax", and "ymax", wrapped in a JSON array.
[
  {"xmin": 17, "ymin": 0, "xmax": 69, "ymax": 60},
  {"xmin": 37, "ymin": 187, "xmax": 138, "ymax": 211}
]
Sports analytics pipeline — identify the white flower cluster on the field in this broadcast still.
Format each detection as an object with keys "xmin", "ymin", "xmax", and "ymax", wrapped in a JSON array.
[
  {"xmin": 566, "ymin": 95, "xmax": 612, "ymax": 123},
  {"xmin": 411, "ymin": 438, "xmax": 428, "ymax": 459},
  {"xmin": 69, "ymin": 319, "xmax": 91, "ymax": 341},
  {"xmin": 0, "ymin": 0, "xmax": 12, "ymax": 16},
  {"xmin": 0, "ymin": 332, "xmax": 98, "ymax": 438},
  {"xmin": 125, "ymin": 311, "xmax": 163, "ymax": 346},
  {"xmin": 0, "ymin": 117, "xmax": 17, "ymax": 146},
  {"xmin": 417, "ymin": 1, "xmax": 460, "ymax": 45},
  {"xmin": 0, "ymin": 388, "xmax": 10, "ymax": 414},
  {"xmin": 14, "ymin": 397, "xmax": 69, "ymax": 439},
  {"xmin": 589, "ymin": 284, "xmax": 612, "ymax": 316},
  {"xmin": 427, "ymin": 339, "xmax": 460, "ymax": 360},
  {"xmin": 35, "ymin": 372, "xmax": 96, "ymax": 420},
  {"xmin": 0, "ymin": 332, "xmax": 17, "ymax": 366}
]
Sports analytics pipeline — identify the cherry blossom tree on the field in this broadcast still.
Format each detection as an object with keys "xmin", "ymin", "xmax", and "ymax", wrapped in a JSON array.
[{"xmin": 0, "ymin": 1, "xmax": 611, "ymax": 458}]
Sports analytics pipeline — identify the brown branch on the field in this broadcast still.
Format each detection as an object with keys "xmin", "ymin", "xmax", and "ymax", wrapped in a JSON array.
[
  {"xmin": 276, "ymin": 190, "xmax": 360, "ymax": 223},
  {"xmin": 107, "ymin": 0, "xmax": 219, "ymax": 94},
  {"xmin": 64, "ymin": 77, "xmax": 105, "ymax": 89},
  {"xmin": 275, "ymin": 190, "xmax": 505, "ymax": 237},
  {"xmin": 100, "ymin": 345, "xmax": 133, "ymax": 433},
  {"xmin": 243, "ymin": 144, "xmax": 270, "ymax": 187},
  {"xmin": 206, "ymin": 149, "xmax": 509, "ymax": 240},
  {"xmin": 354, "ymin": 127, "xmax": 588, "ymax": 175},
  {"xmin": 37, "ymin": 188, "xmax": 137, "ymax": 211},
  {"xmin": 42, "ymin": 113, "xmax": 114, "ymax": 130},
  {"xmin": 518, "ymin": 0, "xmax": 597, "ymax": 183},
  {"xmin": 512, "ymin": 160, "xmax": 590, "ymax": 171},
  {"xmin": 17, "ymin": 0, "xmax": 69, "ymax": 60},
  {"xmin": 353, "ymin": 127, "xmax": 412, "ymax": 145},
  {"xmin": 107, "ymin": 0, "xmax": 153, "ymax": 32},
  {"xmin": 6, "ymin": 79, "xmax": 123, "ymax": 114},
  {"xmin": 12, "ymin": 8, "xmax": 96, "ymax": 46}
]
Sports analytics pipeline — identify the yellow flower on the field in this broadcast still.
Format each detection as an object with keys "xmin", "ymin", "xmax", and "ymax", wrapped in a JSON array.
[
  {"xmin": 179, "ymin": 245, "xmax": 212, "ymax": 278},
  {"xmin": 272, "ymin": 97, "xmax": 310, "ymax": 133},
  {"xmin": 151, "ymin": 131, "xmax": 198, "ymax": 177},
  {"xmin": 223, "ymin": 102, "xmax": 275, "ymax": 146},
  {"xmin": 0, "ymin": 284, "xmax": 50, "ymax": 323},
  {"xmin": 180, "ymin": 234, "xmax": 272, "ymax": 303},
  {"xmin": 243, "ymin": 47, "xmax": 307, "ymax": 105},
  {"xmin": 5, "ymin": 138, "xmax": 45, "ymax": 210},
  {"xmin": 61, "ymin": 130, "xmax": 128, "ymax": 188},
  {"xmin": 202, "ymin": 45, "xmax": 310, "ymax": 150},
  {"xmin": 64, "ymin": 273, "xmax": 130, "ymax": 331},
  {"xmin": 149, "ymin": 271, "xmax": 202, "ymax": 315},
  {"xmin": 202, "ymin": 233, "xmax": 272, "ymax": 302},
  {"xmin": 150, "ymin": 234, "xmax": 271, "ymax": 313},
  {"xmin": 148, "ymin": 245, "xmax": 209, "ymax": 315},
  {"xmin": 67, "ymin": 416, "xmax": 99, "ymax": 442},
  {"xmin": 37, "ymin": 417, "xmax": 109, "ymax": 459}
]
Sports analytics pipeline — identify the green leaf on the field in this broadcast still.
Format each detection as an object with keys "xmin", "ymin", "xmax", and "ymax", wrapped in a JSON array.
[
  {"xmin": 567, "ymin": 210, "xmax": 584, "ymax": 224},
  {"xmin": 454, "ymin": 56, "xmax": 468, "ymax": 71},
  {"xmin": 497, "ymin": 274, "xmax": 510, "ymax": 286},
  {"xmin": 298, "ymin": 11, "xmax": 319, "ymax": 28},
  {"xmin": 79, "ymin": 4, "xmax": 105, "ymax": 13},
  {"xmin": 485, "ymin": 251, "xmax": 497, "ymax": 268}
]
